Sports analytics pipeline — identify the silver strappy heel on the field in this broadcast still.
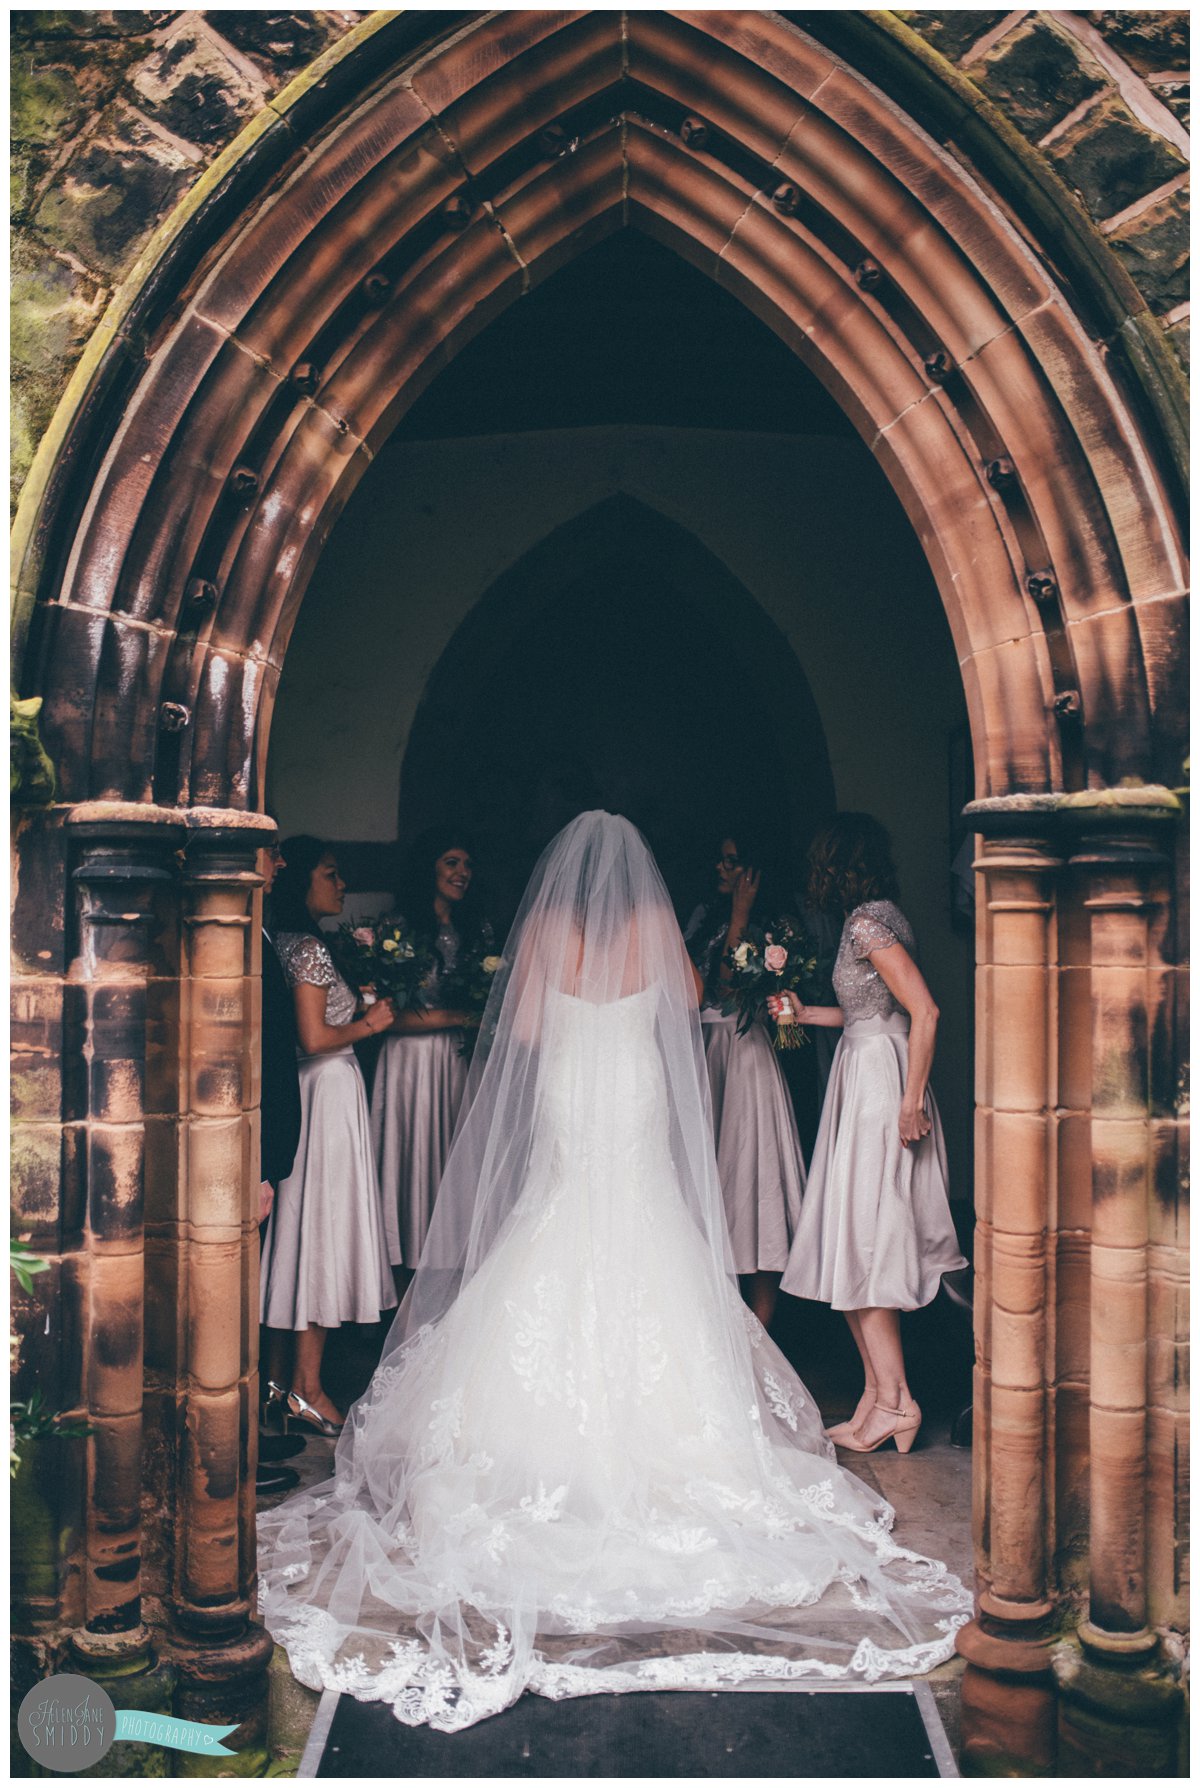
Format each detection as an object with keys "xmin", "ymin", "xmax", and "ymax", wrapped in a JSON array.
[{"xmin": 285, "ymin": 1388, "xmax": 344, "ymax": 1438}]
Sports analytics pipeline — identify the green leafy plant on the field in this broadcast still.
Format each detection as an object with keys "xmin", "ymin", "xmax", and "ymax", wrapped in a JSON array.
[
  {"xmin": 10, "ymin": 1238, "xmax": 88, "ymax": 1477},
  {"xmin": 11, "ymin": 1238, "xmax": 49, "ymax": 1294}
]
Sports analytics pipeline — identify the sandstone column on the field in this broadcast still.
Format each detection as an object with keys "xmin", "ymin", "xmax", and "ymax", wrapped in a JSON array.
[
  {"xmin": 1053, "ymin": 791, "xmax": 1186, "ymax": 1776},
  {"xmin": 68, "ymin": 806, "xmax": 185, "ymax": 1753},
  {"xmin": 957, "ymin": 804, "xmax": 1063, "ymax": 1775},
  {"xmin": 162, "ymin": 812, "xmax": 276, "ymax": 1776}
]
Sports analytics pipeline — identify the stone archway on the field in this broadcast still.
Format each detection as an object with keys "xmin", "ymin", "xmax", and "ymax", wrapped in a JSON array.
[{"xmin": 11, "ymin": 12, "xmax": 1186, "ymax": 1775}]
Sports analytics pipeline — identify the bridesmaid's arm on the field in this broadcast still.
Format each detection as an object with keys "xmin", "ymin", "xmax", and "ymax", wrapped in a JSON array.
[
  {"xmin": 770, "ymin": 993, "xmax": 844, "ymax": 1028},
  {"xmin": 386, "ymin": 1007, "xmax": 476, "ymax": 1035},
  {"xmin": 293, "ymin": 982, "xmax": 395, "ymax": 1055},
  {"xmin": 868, "ymin": 942, "xmax": 938, "ymax": 1147}
]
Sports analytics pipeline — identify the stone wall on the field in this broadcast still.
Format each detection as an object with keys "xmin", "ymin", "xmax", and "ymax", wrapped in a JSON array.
[
  {"xmin": 899, "ymin": 10, "xmax": 1190, "ymax": 362},
  {"xmin": 10, "ymin": 9, "xmax": 1190, "ymax": 511},
  {"xmin": 10, "ymin": 9, "xmax": 366, "ymax": 507}
]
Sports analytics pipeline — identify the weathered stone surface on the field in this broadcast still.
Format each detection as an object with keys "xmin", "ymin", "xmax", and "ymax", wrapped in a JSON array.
[
  {"xmin": 11, "ymin": 59, "xmax": 90, "ymax": 148},
  {"xmin": 12, "ymin": 12, "xmax": 176, "ymax": 42},
  {"xmin": 130, "ymin": 17, "xmax": 267, "ymax": 148},
  {"xmin": 968, "ymin": 16, "xmax": 1106, "ymax": 143},
  {"xmin": 1165, "ymin": 314, "xmax": 1189, "ymax": 374},
  {"xmin": 902, "ymin": 11, "xmax": 1009, "ymax": 63},
  {"xmin": 32, "ymin": 101, "xmax": 197, "ymax": 276},
  {"xmin": 1046, "ymin": 92, "xmax": 1188, "ymax": 221},
  {"xmin": 1108, "ymin": 184, "xmax": 1190, "ymax": 314},
  {"xmin": 214, "ymin": 10, "xmax": 363, "ymax": 73},
  {"xmin": 1087, "ymin": 10, "xmax": 1190, "ymax": 78},
  {"xmin": 1152, "ymin": 78, "xmax": 1190, "ymax": 131},
  {"xmin": 10, "ymin": 239, "xmax": 106, "ymax": 502}
]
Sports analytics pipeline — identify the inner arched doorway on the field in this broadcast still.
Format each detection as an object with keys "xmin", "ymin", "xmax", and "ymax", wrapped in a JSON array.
[
  {"xmin": 10, "ymin": 12, "xmax": 1185, "ymax": 1776},
  {"xmin": 394, "ymin": 497, "xmax": 836, "ymax": 916}
]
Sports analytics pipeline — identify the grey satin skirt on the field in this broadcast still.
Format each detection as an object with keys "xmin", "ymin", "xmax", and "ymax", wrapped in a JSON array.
[
  {"xmin": 781, "ymin": 1014, "xmax": 966, "ymax": 1311},
  {"xmin": 260, "ymin": 1049, "xmax": 397, "ymax": 1330},
  {"xmin": 701, "ymin": 1010, "xmax": 806, "ymax": 1274},
  {"xmin": 370, "ymin": 1030, "xmax": 468, "ymax": 1268}
]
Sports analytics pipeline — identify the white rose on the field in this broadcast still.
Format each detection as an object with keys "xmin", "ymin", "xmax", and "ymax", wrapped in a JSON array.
[
  {"xmin": 482, "ymin": 956, "xmax": 503, "ymax": 974},
  {"xmin": 732, "ymin": 941, "xmax": 751, "ymax": 968}
]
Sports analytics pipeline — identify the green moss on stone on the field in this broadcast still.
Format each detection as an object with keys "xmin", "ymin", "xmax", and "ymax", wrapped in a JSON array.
[{"xmin": 11, "ymin": 61, "xmax": 87, "ymax": 146}]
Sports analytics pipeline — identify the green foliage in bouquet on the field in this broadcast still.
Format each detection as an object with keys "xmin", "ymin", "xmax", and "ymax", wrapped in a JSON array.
[
  {"xmin": 331, "ymin": 918, "xmax": 436, "ymax": 1013},
  {"xmin": 440, "ymin": 941, "xmax": 505, "ymax": 1058},
  {"xmin": 722, "ymin": 914, "xmax": 819, "ymax": 1051}
]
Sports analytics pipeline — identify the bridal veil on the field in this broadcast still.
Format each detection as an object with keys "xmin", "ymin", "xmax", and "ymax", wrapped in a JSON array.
[{"xmin": 258, "ymin": 812, "xmax": 969, "ymax": 1731}]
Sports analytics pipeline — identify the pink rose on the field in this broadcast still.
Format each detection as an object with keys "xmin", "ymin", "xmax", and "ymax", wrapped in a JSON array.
[
  {"xmin": 352, "ymin": 926, "xmax": 375, "ymax": 946},
  {"xmin": 764, "ymin": 944, "xmax": 788, "ymax": 973}
]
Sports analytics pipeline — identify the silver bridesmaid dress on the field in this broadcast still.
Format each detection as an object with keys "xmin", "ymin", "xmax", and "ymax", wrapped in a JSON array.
[
  {"xmin": 781, "ymin": 900, "xmax": 966, "ymax": 1311},
  {"xmin": 260, "ymin": 934, "xmax": 397, "ymax": 1330},
  {"xmin": 370, "ymin": 923, "xmax": 471, "ymax": 1269},
  {"xmin": 686, "ymin": 907, "xmax": 807, "ymax": 1274}
]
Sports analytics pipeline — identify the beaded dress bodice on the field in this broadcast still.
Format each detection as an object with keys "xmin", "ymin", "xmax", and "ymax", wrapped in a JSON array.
[
  {"xmin": 275, "ymin": 932, "xmax": 358, "ymax": 1027},
  {"xmin": 832, "ymin": 900, "xmax": 915, "ymax": 1024}
]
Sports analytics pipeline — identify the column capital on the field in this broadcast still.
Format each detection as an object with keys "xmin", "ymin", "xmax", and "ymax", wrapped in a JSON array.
[{"xmin": 966, "ymin": 786, "xmax": 1181, "ymax": 842}]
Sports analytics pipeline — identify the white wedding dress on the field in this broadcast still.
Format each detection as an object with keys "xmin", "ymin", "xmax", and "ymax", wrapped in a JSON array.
[{"xmin": 258, "ymin": 815, "xmax": 970, "ymax": 1732}]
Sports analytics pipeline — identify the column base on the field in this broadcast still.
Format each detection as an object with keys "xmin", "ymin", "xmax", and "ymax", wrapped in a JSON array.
[
  {"xmin": 169, "ymin": 1620, "xmax": 274, "ymax": 1778},
  {"xmin": 68, "ymin": 1629, "xmax": 179, "ymax": 1778},
  {"xmin": 957, "ymin": 1615, "xmax": 1058, "ymax": 1776},
  {"xmin": 1054, "ymin": 1635, "xmax": 1185, "ymax": 1778}
]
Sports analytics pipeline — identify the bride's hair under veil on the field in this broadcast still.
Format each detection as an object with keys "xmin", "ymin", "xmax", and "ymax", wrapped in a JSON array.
[{"xmin": 259, "ymin": 811, "xmax": 970, "ymax": 1733}]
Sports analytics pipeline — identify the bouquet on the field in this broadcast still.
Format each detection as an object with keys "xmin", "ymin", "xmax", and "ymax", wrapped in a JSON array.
[
  {"xmin": 331, "ymin": 918, "xmax": 435, "ymax": 1015},
  {"xmin": 722, "ymin": 914, "xmax": 818, "ymax": 1050},
  {"xmin": 439, "ymin": 939, "xmax": 505, "ymax": 1057}
]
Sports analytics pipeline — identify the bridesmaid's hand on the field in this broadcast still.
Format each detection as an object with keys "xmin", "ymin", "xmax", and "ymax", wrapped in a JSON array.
[
  {"xmin": 899, "ymin": 1098, "xmax": 932, "ymax": 1148},
  {"xmin": 363, "ymin": 997, "xmax": 397, "ymax": 1034},
  {"xmin": 767, "ymin": 991, "xmax": 804, "ymax": 1025},
  {"xmin": 729, "ymin": 865, "xmax": 761, "ymax": 926}
]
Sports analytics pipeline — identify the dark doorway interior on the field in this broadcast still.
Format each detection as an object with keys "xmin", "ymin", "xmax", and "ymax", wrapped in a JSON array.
[{"xmin": 397, "ymin": 495, "xmax": 835, "ymax": 930}]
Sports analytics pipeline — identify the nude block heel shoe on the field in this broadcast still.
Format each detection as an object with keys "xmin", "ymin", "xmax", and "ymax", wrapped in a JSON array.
[{"xmin": 837, "ymin": 1401, "xmax": 922, "ymax": 1455}]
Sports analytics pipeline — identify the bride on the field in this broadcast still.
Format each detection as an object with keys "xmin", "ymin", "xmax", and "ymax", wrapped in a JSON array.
[{"xmin": 258, "ymin": 812, "xmax": 970, "ymax": 1732}]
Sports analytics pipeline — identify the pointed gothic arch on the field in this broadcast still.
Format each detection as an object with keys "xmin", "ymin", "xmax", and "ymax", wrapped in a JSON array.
[{"xmin": 10, "ymin": 13, "xmax": 1186, "ymax": 1775}]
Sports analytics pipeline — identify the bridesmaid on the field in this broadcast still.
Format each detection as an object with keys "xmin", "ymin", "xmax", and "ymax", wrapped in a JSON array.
[
  {"xmin": 685, "ymin": 827, "xmax": 806, "ymax": 1329},
  {"xmin": 773, "ymin": 813, "xmax": 966, "ymax": 1454},
  {"xmin": 371, "ymin": 828, "xmax": 493, "ymax": 1289},
  {"xmin": 261, "ymin": 837, "xmax": 398, "ymax": 1436}
]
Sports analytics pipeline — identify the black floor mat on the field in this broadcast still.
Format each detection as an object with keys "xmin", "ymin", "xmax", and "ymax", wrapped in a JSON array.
[{"xmin": 315, "ymin": 1687, "xmax": 942, "ymax": 1777}]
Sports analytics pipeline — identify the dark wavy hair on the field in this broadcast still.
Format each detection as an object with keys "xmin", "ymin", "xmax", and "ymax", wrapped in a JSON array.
[
  {"xmin": 396, "ymin": 826, "xmax": 487, "ymax": 955},
  {"xmin": 269, "ymin": 835, "xmax": 333, "ymax": 936},
  {"xmin": 806, "ymin": 813, "xmax": 900, "ymax": 915}
]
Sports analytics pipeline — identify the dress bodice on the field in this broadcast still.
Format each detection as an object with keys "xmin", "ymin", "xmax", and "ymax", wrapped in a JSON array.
[
  {"xmin": 275, "ymin": 931, "xmax": 358, "ymax": 1028},
  {"xmin": 538, "ymin": 985, "xmax": 667, "ymax": 1174},
  {"xmin": 832, "ymin": 900, "xmax": 916, "ymax": 1023}
]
